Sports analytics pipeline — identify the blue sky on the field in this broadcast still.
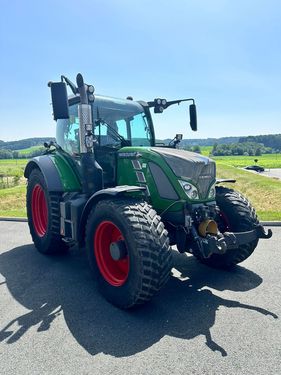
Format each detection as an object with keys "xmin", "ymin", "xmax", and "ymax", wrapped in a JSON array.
[{"xmin": 0, "ymin": 0, "xmax": 280, "ymax": 141}]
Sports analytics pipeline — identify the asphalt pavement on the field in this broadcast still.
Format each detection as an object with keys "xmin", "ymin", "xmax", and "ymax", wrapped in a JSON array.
[
  {"xmin": 0, "ymin": 222, "xmax": 280, "ymax": 375},
  {"xmin": 261, "ymin": 168, "xmax": 281, "ymax": 180},
  {"xmin": 243, "ymin": 167, "xmax": 281, "ymax": 180}
]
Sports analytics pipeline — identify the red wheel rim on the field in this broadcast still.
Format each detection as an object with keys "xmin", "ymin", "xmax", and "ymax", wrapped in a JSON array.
[
  {"xmin": 31, "ymin": 184, "xmax": 48, "ymax": 237},
  {"xmin": 94, "ymin": 221, "xmax": 129, "ymax": 286}
]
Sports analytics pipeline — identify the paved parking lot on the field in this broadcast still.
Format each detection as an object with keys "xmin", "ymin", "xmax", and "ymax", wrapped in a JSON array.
[{"xmin": 0, "ymin": 222, "xmax": 280, "ymax": 375}]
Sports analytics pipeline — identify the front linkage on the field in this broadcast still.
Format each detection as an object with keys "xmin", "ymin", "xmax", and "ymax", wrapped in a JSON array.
[{"xmin": 192, "ymin": 224, "xmax": 272, "ymax": 259}]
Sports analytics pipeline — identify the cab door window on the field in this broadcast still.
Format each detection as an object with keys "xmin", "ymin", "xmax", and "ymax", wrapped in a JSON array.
[{"xmin": 56, "ymin": 104, "xmax": 80, "ymax": 154}]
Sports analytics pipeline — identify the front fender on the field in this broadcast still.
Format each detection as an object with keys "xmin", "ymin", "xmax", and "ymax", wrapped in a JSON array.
[{"xmin": 78, "ymin": 185, "xmax": 146, "ymax": 244}]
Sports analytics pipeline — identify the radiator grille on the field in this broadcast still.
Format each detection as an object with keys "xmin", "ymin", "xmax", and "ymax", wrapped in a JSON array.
[{"xmin": 153, "ymin": 148, "xmax": 216, "ymax": 199}]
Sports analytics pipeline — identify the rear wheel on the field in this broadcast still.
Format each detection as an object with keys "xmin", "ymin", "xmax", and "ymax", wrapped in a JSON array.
[
  {"xmin": 195, "ymin": 186, "xmax": 259, "ymax": 268},
  {"xmin": 85, "ymin": 199, "xmax": 172, "ymax": 309},
  {"xmin": 26, "ymin": 169, "xmax": 68, "ymax": 254}
]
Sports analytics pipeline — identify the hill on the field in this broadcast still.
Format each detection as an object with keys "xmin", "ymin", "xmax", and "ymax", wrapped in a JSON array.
[
  {"xmin": 162, "ymin": 136, "xmax": 254, "ymax": 146},
  {"xmin": 1, "ymin": 134, "xmax": 281, "ymax": 151},
  {"xmin": 0, "ymin": 137, "xmax": 55, "ymax": 151}
]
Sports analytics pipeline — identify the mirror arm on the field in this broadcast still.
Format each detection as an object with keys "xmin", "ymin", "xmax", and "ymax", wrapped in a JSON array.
[
  {"xmin": 61, "ymin": 75, "xmax": 78, "ymax": 95},
  {"xmin": 165, "ymin": 98, "xmax": 195, "ymax": 109},
  {"xmin": 147, "ymin": 98, "xmax": 195, "ymax": 109}
]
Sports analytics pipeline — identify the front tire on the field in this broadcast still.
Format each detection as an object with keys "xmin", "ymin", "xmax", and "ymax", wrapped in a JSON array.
[
  {"xmin": 85, "ymin": 199, "xmax": 172, "ymax": 309},
  {"xmin": 26, "ymin": 169, "xmax": 68, "ymax": 254},
  {"xmin": 195, "ymin": 186, "xmax": 259, "ymax": 268}
]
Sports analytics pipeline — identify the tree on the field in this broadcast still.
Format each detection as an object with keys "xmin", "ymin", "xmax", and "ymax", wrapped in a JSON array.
[
  {"xmin": 0, "ymin": 149, "xmax": 13, "ymax": 159},
  {"xmin": 12, "ymin": 151, "xmax": 19, "ymax": 159},
  {"xmin": 192, "ymin": 145, "xmax": 201, "ymax": 154}
]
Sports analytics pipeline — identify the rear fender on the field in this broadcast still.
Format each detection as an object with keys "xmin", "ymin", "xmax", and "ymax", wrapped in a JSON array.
[
  {"xmin": 24, "ymin": 156, "xmax": 63, "ymax": 191},
  {"xmin": 24, "ymin": 154, "xmax": 81, "ymax": 192}
]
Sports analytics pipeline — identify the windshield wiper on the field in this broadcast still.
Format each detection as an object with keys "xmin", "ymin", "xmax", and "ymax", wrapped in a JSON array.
[{"xmin": 95, "ymin": 110, "xmax": 130, "ymax": 146}]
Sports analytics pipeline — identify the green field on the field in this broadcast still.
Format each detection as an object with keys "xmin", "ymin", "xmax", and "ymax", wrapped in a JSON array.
[
  {"xmin": 0, "ymin": 159, "xmax": 27, "ymax": 176},
  {"xmin": 214, "ymin": 153, "xmax": 281, "ymax": 168},
  {"xmin": 200, "ymin": 146, "xmax": 213, "ymax": 156},
  {"xmin": 200, "ymin": 146, "xmax": 281, "ymax": 168},
  {"xmin": 16, "ymin": 145, "xmax": 43, "ymax": 155}
]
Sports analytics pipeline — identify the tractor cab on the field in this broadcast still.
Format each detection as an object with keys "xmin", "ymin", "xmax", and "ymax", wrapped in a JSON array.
[
  {"xmin": 56, "ymin": 95, "xmax": 155, "ymax": 154},
  {"xmin": 55, "ymin": 95, "xmax": 155, "ymax": 187},
  {"xmin": 50, "ymin": 74, "xmax": 197, "ymax": 189}
]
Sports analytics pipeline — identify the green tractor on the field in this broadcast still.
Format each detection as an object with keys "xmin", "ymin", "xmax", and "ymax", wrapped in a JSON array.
[{"xmin": 25, "ymin": 73, "xmax": 272, "ymax": 309}]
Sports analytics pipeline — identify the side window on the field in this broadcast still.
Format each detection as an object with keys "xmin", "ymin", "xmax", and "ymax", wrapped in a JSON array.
[
  {"xmin": 116, "ymin": 119, "xmax": 128, "ymax": 139},
  {"xmin": 56, "ymin": 104, "xmax": 80, "ymax": 154}
]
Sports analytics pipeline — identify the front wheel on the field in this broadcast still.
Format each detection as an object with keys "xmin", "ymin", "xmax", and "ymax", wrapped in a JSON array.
[
  {"xmin": 85, "ymin": 199, "xmax": 172, "ymax": 309},
  {"xmin": 194, "ymin": 186, "xmax": 259, "ymax": 268}
]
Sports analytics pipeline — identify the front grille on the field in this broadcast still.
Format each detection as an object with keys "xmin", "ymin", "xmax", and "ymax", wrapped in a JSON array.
[
  {"xmin": 152, "ymin": 148, "xmax": 216, "ymax": 199},
  {"xmin": 196, "ymin": 163, "xmax": 216, "ymax": 197}
]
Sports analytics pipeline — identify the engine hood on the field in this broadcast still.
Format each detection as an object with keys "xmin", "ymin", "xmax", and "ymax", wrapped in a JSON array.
[{"xmin": 152, "ymin": 147, "xmax": 216, "ymax": 198}]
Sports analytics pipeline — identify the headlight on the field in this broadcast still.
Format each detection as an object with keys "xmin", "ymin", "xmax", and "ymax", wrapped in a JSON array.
[
  {"xmin": 88, "ymin": 85, "xmax": 95, "ymax": 93},
  {"xmin": 178, "ymin": 180, "xmax": 199, "ymax": 200},
  {"xmin": 208, "ymin": 183, "xmax": 216, "ymax": 199}
]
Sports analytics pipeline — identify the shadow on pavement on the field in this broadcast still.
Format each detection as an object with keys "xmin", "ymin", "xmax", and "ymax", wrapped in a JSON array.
[{"xmin": 0, "ymin": 245, "xmax": 278, "ymax": 357}]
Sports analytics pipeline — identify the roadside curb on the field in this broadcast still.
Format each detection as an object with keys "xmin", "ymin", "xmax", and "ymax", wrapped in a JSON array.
[
  {"xmin": 0, "ymin": 217, "xmax": 28, "ymax": 222},
  {"xmin": 0, "ymin": 217, "xmax": 280, "ymax": 226},
  {"xmin": 260, "ymin": 221, "xmax": 281, "ymax": 226}
]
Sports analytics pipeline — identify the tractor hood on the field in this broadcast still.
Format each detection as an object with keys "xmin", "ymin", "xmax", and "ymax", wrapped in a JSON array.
[{"xmin": 152, "ymin": 147, "xmax": 216, "ymax": 198}]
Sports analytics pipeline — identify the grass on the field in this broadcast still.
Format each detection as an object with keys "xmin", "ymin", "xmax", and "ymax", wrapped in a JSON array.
[
  {"xmin": 0, "ymin": 159, "xmax": 28, "ymax": 176},
  {"xmin": 200, "ymin": 146, "xmax": 281, "ymax": 168},
  {"xmin": 213, "ymin": 153, "xmax": 281, "ymax": 168},
  {"xmin": 217, "ymin": 164, "xmax": 281, "ymax": 220},
  {"xmin": 0, "ymin": 160, "xmax": 28, "ymax": 217},
  {"xmin": 0, "ymin": 185, "xmax": 27, "ymax": 217},
  {"xmin": 200, "ymin": 146, "xmax": 213, "ymax": 156}
]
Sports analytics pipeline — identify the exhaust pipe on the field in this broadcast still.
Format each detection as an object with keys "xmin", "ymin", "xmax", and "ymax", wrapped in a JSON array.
[
  {"xmin": 76, "ymin": 73, "xmax": 103, "ymax": 195},
  {"xmin": 76, "ymin": 73, "xmax": 93, "ymax": 154}
]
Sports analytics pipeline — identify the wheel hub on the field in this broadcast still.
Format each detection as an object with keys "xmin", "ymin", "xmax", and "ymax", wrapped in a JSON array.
[{"xmin": 110, "ymin": 240, "xmax": 127, "ymax": 261}]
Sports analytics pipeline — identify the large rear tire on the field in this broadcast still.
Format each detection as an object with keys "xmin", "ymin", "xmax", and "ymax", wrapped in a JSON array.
[
  {"xmin": 85, "ymin": 199, "xmax": 172, "ymax": 309},
  {"xmin": 195, "ymin": 186, "xmax": 259, "ymax": 268},
  {"xmin": 26, "ymin": 169, "xmax": 68, "ymax": 254}
]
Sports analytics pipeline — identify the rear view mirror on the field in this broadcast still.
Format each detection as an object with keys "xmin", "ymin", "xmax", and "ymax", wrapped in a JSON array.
[
  {"xmin": 189, "ymin": 104, "xmax": 197, "ymax": 131},
  {"xmin": 49, "ymin": 82, "xmax": 69, "ymax": 120}
]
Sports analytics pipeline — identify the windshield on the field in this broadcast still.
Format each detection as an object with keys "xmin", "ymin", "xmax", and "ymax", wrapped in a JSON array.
[{"xmin": 92, "ymin": 96, "xmax": 152, "ymax": 147}]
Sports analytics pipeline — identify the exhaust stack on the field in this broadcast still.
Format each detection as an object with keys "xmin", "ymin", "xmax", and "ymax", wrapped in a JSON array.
[{"xmin": 76, "ymin": 73, "xmax": 94, "ymax": 153}]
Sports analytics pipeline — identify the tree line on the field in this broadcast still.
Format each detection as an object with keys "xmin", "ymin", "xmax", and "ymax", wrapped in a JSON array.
[
  {"xmin": 211, "ymin": 142, "xmax": 273, "ymax": 156},
  {"xmin": 239, "ymin": 134, "xmax": 281, "ymax": 152}
]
